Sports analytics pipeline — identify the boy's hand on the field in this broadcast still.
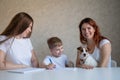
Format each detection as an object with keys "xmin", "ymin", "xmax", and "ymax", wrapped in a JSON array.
[
  {"xmin": 46, "ymin": 64, "xmax": 56, "ymax": 70},
  {"xmin": 66, "ymin": 61, "xmax": 74, "ymax": 67}
]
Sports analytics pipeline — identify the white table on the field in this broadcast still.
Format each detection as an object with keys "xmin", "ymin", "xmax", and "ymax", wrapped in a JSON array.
[{"xmin": 0, "ymin": 68, "xmax": 120, "ymax": 80}]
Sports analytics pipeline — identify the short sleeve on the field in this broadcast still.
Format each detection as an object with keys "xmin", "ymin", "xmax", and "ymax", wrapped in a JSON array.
[
  {"xmin": 0, "ymin": 36, "xmax": 13, "ymax": 53},
  {"xmin": 43, "ymin": 56, "xmax": 51, "ymax": 65},
  {"xmin": 99, "ymin": 39, "xmax": 111, "ymax": 48}
]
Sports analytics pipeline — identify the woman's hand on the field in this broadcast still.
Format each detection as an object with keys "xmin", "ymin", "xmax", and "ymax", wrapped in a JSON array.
[{"xmin": 80, "ymin": 64, "xmax": 94, "ymax": 69}]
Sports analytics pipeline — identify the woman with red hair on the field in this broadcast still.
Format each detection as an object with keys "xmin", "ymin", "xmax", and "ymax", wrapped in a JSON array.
[{"xmin": 76, "ymin": 17, "xmax": 111, "ymax": 69}]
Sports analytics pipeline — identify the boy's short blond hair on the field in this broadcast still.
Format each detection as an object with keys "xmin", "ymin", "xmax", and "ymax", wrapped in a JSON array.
[{"xmin": 47, "ymin": 37, "xmax": 62, "ymax": 49}]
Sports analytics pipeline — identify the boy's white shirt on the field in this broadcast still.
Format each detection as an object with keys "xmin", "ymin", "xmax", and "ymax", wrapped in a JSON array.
[{"xmin": 43, "ymin": 54, "xmax": 68, "ymax": 69}]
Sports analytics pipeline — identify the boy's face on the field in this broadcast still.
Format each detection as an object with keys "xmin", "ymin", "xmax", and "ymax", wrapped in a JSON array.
[{"xmin": 50, "ymin": 45, "xmax": 64, "ymax": 57}]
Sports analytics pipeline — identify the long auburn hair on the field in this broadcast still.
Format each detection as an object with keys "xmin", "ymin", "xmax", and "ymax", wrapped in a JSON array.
[
  {"xmin": 79, "ymin": 17, "xmax": 108, "ymax": 47},
  {"xmin": 0, "ymin": 12, "xmax": 33, "ymax": 44}
]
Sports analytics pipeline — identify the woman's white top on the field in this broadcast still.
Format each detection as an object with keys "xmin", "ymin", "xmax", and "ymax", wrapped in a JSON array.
[
  {"xmin": 43, "ymin": 54, "xmax": 68, "ymax": 69},
  {"xmin": 0, "ymin": 35, "xmax": 33, "ymax": 66},
  {"xmin": 91, "ymin": 39, "xmax": 111, "ymax": 67}
]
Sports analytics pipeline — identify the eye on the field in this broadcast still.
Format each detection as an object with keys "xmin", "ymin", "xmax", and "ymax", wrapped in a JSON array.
[
  {"xmin": 81, "ymin": 28, "xmax": 86, "ymax": 31},
  {"xmin": 81, "ymin": 49, "xmax": 83, "ymax": 52},
  {"xmin": 88, "ymin": 27, "xmax": 91, "ymax": 30}
]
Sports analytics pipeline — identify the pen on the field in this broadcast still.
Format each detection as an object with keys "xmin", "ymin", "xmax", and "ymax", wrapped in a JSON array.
[
  {"xmin": 49, "ymin": 58, "xmax": 52, "ymax": 64},
  {"xmin": 49, "ymin": 58, "xmax": 56, "ymax": 68}
]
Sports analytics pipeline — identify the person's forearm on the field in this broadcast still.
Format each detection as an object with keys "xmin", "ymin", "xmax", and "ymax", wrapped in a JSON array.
[
  {"xmin": 39, "ymin": 63, "xmax": 48, "ymax": 69},
  {"xmin": 31, "ymin": 50, "xmax": 39, "ymax": 68},
  {"xmin": 0, "ymin": 62, "xmax": 28, "ymax": 70},
  {"xmin": 98, "ymin": 62, "xmax": 108, "ymax": 67}
]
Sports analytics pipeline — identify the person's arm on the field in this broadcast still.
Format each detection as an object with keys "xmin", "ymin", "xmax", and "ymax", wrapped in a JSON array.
[
  {"xmin": 0, "ymin": 50, "xmax": 28, "ymax": 70},
  {"xmin": 31, "ymin": 50, "xmax": 39, "ymax": 67},
  {"xmin": 41, "ymin": 62, "xmax": 56, "ymax": 70},
  {"xmin": 64, "ymin": 55, "xmax": 74, "ymax": 67},
  {"xmin": 98, "ymin": 43, "xmax": 111, "ymax": 67},
  {"xmin": 40, "ymin": 56, "xmax": 56, "ymax": 69},
  {"xmin": 76, "ymin": 51, "xmax": 81, "ymax": 67}
]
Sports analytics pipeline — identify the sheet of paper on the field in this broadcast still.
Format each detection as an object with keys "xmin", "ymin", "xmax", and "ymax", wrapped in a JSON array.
[{"xmin": 7, "ymin": 68, "xmax": 45, "ymax": 74}]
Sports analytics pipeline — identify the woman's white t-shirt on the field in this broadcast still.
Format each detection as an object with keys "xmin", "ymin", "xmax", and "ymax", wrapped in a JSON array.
[
  {"xmin": 91, "ymin": 39, "xmax": 111, "ymax": 67},
  {"xmin": 0, "ymin": 36, "xmax": 33, "ymax": 66}
]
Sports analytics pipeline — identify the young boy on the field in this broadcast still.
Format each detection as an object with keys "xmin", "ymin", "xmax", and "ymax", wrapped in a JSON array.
[{"xmin": 42, "ymin": 37, "xmax": 73, "ymax": 70}]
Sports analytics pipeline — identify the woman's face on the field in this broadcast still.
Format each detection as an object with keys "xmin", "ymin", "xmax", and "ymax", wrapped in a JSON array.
[
  {"xmin": 81, "ymin": 23, "xmax": 95, "ymax": 40},
  {"xmin": 21, "ymin": 22, "xmax": 32, "ymax": 38}
]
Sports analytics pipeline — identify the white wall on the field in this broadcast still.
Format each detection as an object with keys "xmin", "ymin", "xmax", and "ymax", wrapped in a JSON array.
[{"xmin": 0, "ymin": 0, "xmax": 120, "ymax": 66}]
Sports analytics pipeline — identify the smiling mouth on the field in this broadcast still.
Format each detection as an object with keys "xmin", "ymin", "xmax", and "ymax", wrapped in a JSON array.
[{"xmin": 85, "ymin": 34, "xmax": 89, "ymax": 37}]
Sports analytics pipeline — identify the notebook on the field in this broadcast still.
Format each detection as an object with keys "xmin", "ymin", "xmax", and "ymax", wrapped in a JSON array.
[{"xmin": 7, "ymin": 68, "xmax": 45, "ymax": 74}]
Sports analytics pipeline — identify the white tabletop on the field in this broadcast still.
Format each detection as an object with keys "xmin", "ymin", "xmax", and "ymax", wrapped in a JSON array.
[{"xmin": 0, "ymin": 67, "xmax": 120, "ymax": 80}]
